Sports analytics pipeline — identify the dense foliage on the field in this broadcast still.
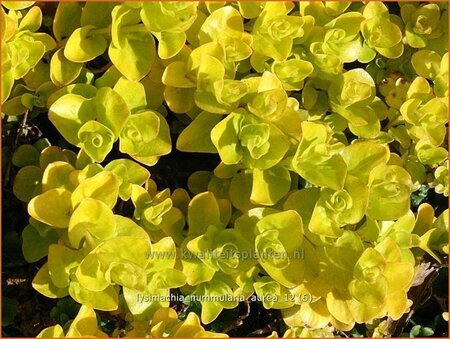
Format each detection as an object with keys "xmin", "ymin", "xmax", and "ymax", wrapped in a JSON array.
[{"xmin": 1, "ymin": 1, "xmax": 448, "ymax": 337}]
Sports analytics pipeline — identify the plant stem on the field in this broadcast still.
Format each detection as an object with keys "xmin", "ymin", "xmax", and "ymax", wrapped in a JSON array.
[
  {"xmin": 89, "ymin": 26, "xmax": 112, "ymax": 36},
  {"xmin": 89, "ymin": 24, "xmax": 151, "ymax": 37}
]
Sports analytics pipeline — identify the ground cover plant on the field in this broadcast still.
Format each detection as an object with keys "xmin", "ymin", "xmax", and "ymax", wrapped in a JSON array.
[{"xmin": 1, "ymin": 1, "xmax": 449, "ymax": 337}]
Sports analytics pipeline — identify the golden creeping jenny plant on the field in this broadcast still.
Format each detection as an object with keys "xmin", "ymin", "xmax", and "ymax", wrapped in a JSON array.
[{"xmin": 1, "ymin": 1, "xmax": 448, "ymax": 338}]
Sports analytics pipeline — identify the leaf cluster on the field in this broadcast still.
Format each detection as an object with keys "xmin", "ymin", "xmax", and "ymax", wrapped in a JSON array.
[{"xmin": 1, "ymin": 1, "xmax": 448, "ymax": 338}]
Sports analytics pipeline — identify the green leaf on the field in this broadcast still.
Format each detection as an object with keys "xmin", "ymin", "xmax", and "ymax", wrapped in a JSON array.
[
  {"xmin": 32, "ymin": 263, "xmax": 69, "ymax": 298},
  {"xmin": 188, "ymin": 192, "xmax": 223, "ymax": 237},
  {"xmin": 410, "ymin": 325, "xmax": 421, "ymax": 337},
  {"xmin": 68, "ymin": 198, "xmax": 116, "ymax": 248},
  {"xmin": 2, "ymin": 96, "xmax": 28, "ymax": 116},
  {"xmin": 195, "ymin": 279, "xmax": 239, "ymax": 323},
  {"xmin": 272, "ymin": 59, "xmax": 314, "ymax": 90},
  {"xmin": 154, "ymin": 31, "xmax": 186, "ymax": 59},
  {"xmin": 118, "ymin": 110, "xmax": 156, "ymax": 153},
  {"xmin": 22, "ymin": 224, "xmax": 58, "ymax": 263},
  {"xmin": 251, "ymin": 14, "xmax": 304, "ymax": 61},
  {"xmin": 342, "ymin": 142, "xmax": 389, "ymax": 182},
  {"xmin": 194, "ymin": 55, "xmax": 228, "ymax": 114},
  {"xmin": 65, "ymin": 305, "xmax": 106, "ymax": 337},
  {"xmin": 48, "ymin": 94, "xmax": 86, "ymax": 146},
  {"xmin": 187, "ymin": 171, "xmax": 212, "ymax": 195},
  {"xmin": 329, "ymin": 68, "xmax": 376, "ymax": 108},
  {"xmin": 40, "ymin": 146, "xmax": 76, "ymax": 170},
  {"xmin": 256, "ymin": 211, "xmax": 303, "ymax": 251},
  {"xmin": 75, "ymin": 254, "xmax": 109, "ymax": 293},
  {"xmin": 37, "ymin": 325, "xmax": 64, "ymax": 338},
  {"xmin": 81, "ymin": 87, "xmax": 131, "ymax": 139},
  {"xmin": 248, "ymin": 88, "xmax": 287, "ymax": 122},
  {"xmin": 229, "ymin": 170, "xmax": 256, "ymax": 212},
  {"xmin": 177, "ymin": 112, "xmax": 222, "ymax": 153},
  {"xmin": 12, "ymin": 144, "xmax": 40, "ymax": 167},
  {"xmin": 292, "ymin": 121, "xmax": 347, "ymax": 190},
  {"xmin": 9, "ymin": 36, "xmax": 45, "ymax": 79},
  {"xmin": 95, "ymin": 66, "xmax": 122, "ymax": 89},
  {"xmin": 104, "ymin": 159, "xmax": 150, "ymax": 200},
  {"xmin": 164, "ymin": 86, "xmax": 196, "ymax": 113},
  {"xmin": 212, "ymin": 110, "xmax": 290, "ymax": 169},
  {"xmin": 146, "ymin": 237, "xmax": 177, "ymax": 272},
  {"xmin": 80, "ymin": 2, "xmax": 117, "ymax": 28},
  {"xmin": 71, "ymin": 171, "xmax": 120, "ymax": 209},
  {"xmin": 416, "ymin": 143, "xmax": 447, "ymax": 166},
  {"xmin": 383, "ymin": 262, "xmax": 414, "ymax": 292},
  {"xmin": 50, "ymin": 48, "xmax": 83, "ymax": 86},
  {"xmin": 348, "ymin": 277, "xmax": 387, "ymax": 307},
  {"xmin": 23, "ymin": 61, "xmax": 50, "ymax": 91},
  {"xmin": 140, "ymin": 2, "xmax": 198, "ymax": 33},
  {"xmin": 238, "ymin": 2, "xmax": 264, "ymax": 19},
  {"xmin": 113, "ymin": 77, "xmax": 147, "ymax": 113},
  {"xmin": 64, "ymin": 26, "xmax": 107, "ymax": 63},
  {"xmin": 211, "ymin": 112, "xmax": 243, "ymax": 165},
  {"xmin": 69, "ymin": 281, "xmax": 118, "ymax": 311},
  {"xmin": 114, "ymin": 215, "xmax": 149, "ymax": 239},
  {"xmin": 108, "ymin": 259, "xmax": 147, "ymax": 291},
  {"xmin": 48, "ymin": 244, "xmax": 83, "ymax": 288},
  {"xmin": 78, "ymin": 121, "xmax": 115, "ymax": 162},
  {"xmin": 109, "ymin": 4, "xmax": 156, "ymax": 81},
  {"xmin": 326, "ymin": 290, "xmax": 354, "ymax": 325},
  {"xmin": 420, "ymin": 327, "xmax": 434, "ymax": 337},
  {"xmin": 283, "ymin": 188, "xmax": 320, "ymax": 226},
  {"xmin": 18, "ymin": 6, "xmax": 42, "ymax": 32},
  {"xmin": 255, "ymin": 211, "xmax": 305, "ymax": 287},
  {"xmin": 53, "ymin": 2, "xmax": 82, "ymax": 41},
  {"xmin": 353, "ymin": 248, "xmax": 386, "ymax": 282},
  {"xmin": 1, "ymin": 43, "xmax": 14, "ymax": 103},
  {"xmin": 199, "ymin": 6, "xmax": 244, "ymax": 44},
  {"xmin": 181, "ymin": 243, "xmax": 216, "ymax": 286},
  {"xmin": 2, "ymin": 1, "xmax": 35, "ymax": 10},
  {"xmin": 141, "ymin": 197, "xmax": 173, "ymax": 231},
  {"xmin": 309, "ymin": 176, "xmax": 368, "ymax": 238},
  {"xmin": 28, "ymin": 188, "xmax": 72, "ymax": 228},
  {"xmin": 367, "ymin": 165, "xmax": 412, "ymax": 220},
  {"xmin": 251, "ymin": 166, "xmax": 291, "ymax": 206},
  {"xmin": 97, "ymin": 236, "xmax": 151, "ymax": 267},
  {"xmin": 362, "ymin": 17, "xmax": 402, "ymax": 49},
  {"xmin": 28, "ymin": 32, "xmax": 56, "ymax": 52},
  {"xmin": 162, "ymin": 61, "xmax": 195, "ymax": 88},
  {"xmin": 253, "ymin": 277, "xmax": 294, "ymax": 309},
  {"xmin": 47, "ymin": 84, "xmax": 97, "ymax": 107},
  {"xmin": 119, "ymin": 110, "xmax": 171, "ymax": 165},
  {"xmin": 411, "ymin": 50, "xmax": 441, "ymax": 79}
]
